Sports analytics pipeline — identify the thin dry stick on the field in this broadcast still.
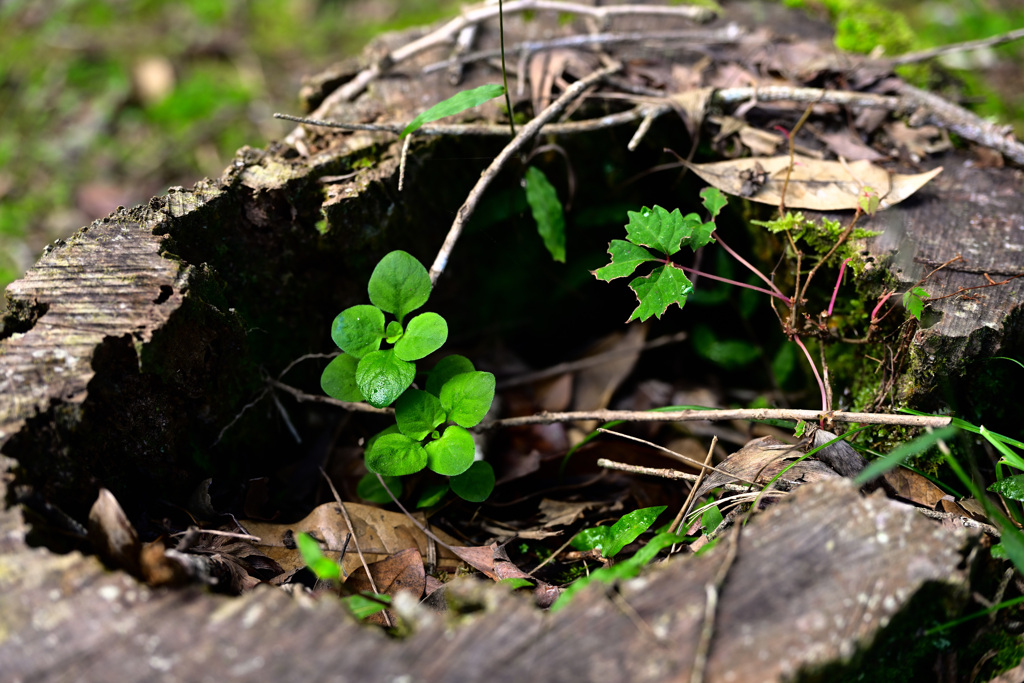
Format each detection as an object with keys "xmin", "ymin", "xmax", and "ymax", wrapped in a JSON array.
[
  {"xmin": 670, "ymin": 436, "xmax": 717, "ymax": 535},
  {"xmin": 375, "ymin": 473, "xmax": 461, "ymax": 556},
  {"xmin": 690, "ymin": 523, "xmax": 741, "ymax": 683},
  {"xmin": 269, "ymin": 378, "xmax": 393, "ymax": 414},
  {"xmin": 429, "ymin": 61, "xmax": 621, "ymax": 284},
  {"xmin": 485, "ymin": 407, "xmax": 951, "ymax": 429},
  {"xmin": 171, "ymin": 528, "xmax": 262, "ymax": 543},
  {"xmin": 888, "ymin": 26, "xmax": 1024, "ymax": 66},
  {"xmin": 284, "ymin": 0, "xmax": 712, "ymax": 144},
  {"xmin": 528, "ymin": 534, "xmax": 579, "ymax": 575},
  {"xmin": 319, "ymin": 468, "xmax": 391, "ymax": 627},
  {"xmin": 596, "ymin": 458, "xmax": 763, "ymax": 492},
  {"xmin": 597, "ymin": 428, "xmax": 762, "ymax": 488}
]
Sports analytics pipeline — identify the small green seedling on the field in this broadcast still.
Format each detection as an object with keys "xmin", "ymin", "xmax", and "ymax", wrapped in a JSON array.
[
  {"xmin": 593, "ymin": 187, "xmax": 726, "ymax": 321},
  {"xmin": 570, "ymin": 505, "xmax": 668, "ymax": 559},
  {"xmin": 296, "ymin": 533, "xmax": 392, "ymax": 619},
  {"xmin": 321, "ymin": 250, "xmax": 496, "ymax": 501},
  {"xmin": 902, "ymin": 286, "xmax": 929, "ymax": 321},
  {"xmin": 401, "ymin": 83, "xmax": 506, "ymax": 138}
]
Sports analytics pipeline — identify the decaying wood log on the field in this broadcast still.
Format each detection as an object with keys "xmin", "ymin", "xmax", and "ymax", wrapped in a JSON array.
[
  {"xmin": 2, "ymin": 2, "xmax": 1023, "ymax": 680},
  {"xmin": 0, "ymin": 474, "xmax": 976, "ymax": 682}
]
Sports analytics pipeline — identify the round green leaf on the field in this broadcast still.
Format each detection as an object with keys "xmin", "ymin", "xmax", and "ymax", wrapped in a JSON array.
[
  {"xmin": 395, "ymin": 389, "xmax": 447, "ymax": 440},
  {"xmin": 367, "ymin": 251, "xmax": 432, "ymax": 322},
  {"xmin": 356, "ymin": 349, "xmax": 416, "ymax": 408},
  {"xmin": 331, "ymin": 305, "xmax": 385, "ymax": 358},
  {"xmin": 385, "ymin": 320, "xmax": 404, "ymax": 344},
  {"xmin": 356, "ymin": 473, "xmax": 403, "ymax": 504},
  {"xmin": 426, "ymin": 355, "xmax": 476, "ymax": 396},
  {"xmin": 365, "ymin": 433, "xmax": 428, "ymax": 476},
  {"xmin": 440, "ymin": 371, "xmax": 496, "ymax": 427},
  {"xmin": 424, "ymin": 425, "xmax": 476, "ymax": 476},
  {"xmin": 320, "ymin": 354, "xmax": 364, "ymax": 402},
  {"xmin": 450, "ymin": 461, "xmax": 494, "ymax": 503},
  {"xmin": 394, "ymin": 312, "xmax": 448, "ymax": 361},
  {"xmin": 366, "ymin": 424, "xmax": 401, "ymax": 453}
]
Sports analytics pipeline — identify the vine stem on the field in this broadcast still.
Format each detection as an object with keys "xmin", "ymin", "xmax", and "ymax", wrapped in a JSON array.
[
  {"xmin": 792, "ymin": 334, "xmax": 829, "ymax": 413},
  {"xmin": 429, "ymin": 62, "xmax": 622, "ymax": 284},
  {"xmin": 483, "ymin": 407, "xmax": 950, "ymax": 429},
  {"xmin": 676, "ymin": 265, "xmax": 790, "ymax": 303}
]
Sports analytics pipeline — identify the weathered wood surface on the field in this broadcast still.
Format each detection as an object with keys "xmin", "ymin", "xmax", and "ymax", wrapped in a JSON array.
[
  {"xmin": 860, "ymin": 160, "xmax": 1024, "ymax": 398},
  {"xmin": 0, "ymin": 477, "xmax": 974, "ymax": 682},
  {"xmin": 0, "ymin": 2, "xmax": 1021, "ymax": 681}
]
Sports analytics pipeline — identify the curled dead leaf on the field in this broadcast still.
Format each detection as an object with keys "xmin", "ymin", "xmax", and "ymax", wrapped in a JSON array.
[{"xmin": 682, "ymin": 155, "xmax": 942, "ymax": 211}]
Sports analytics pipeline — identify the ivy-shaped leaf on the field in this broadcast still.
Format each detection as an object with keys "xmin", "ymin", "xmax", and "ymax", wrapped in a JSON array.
[
  {"xmin": 592, "ymin": 240, "xmax": 657, "ymax": 282},
  {"xmin": 700, "ymin": 186, "xmax": 728, "ymax": 219},
  {"xmin": 424, "ymin": 425, "xmax": 476, "ymax": 476},
  {"xmin": 524, "ymin": 166, "xmax": 566, "ymax": 263},
  {"xmin": 355, "ymin": 349, "xmax": 415, "ymax": 408},
  {"xmin": 367, "ymin": 251, "xmax": 432, "ymax": 323},
  {"xmin": 321, "ymin": 353, "xmax": 364, "ymax": 402},
  {"xmin": 331, "ymin": 305, "xmax": 385, "ymax": 358},
  {"xmin": 401, "ymin": 83, "xmax": 506, "ymax": 138},
  {"xmin": 624, "ymin": 205, "xmax": 690, "ymax": 256},
  {"xmin": 902, "ymin": 286, "xmax": 929, "ymax": 321},
  {"xmin": 394, "ymin": 312, "xmax": 448, "ymax": 361},
  {"xmin": 626, "ymin": 265, "xmax": 694, "ymax": 322}
]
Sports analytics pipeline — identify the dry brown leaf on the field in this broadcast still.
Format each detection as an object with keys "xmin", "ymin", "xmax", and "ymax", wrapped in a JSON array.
[
  {"xmin": 537, "ymin": 499, "xmax": 601, "ymax": 528},
  {"xmin": 669, "ymin": 87, "xmax": 714, "ymax": 138},
  {"xmin": 347, "ymin": 547, "xmax": 426, "ymax": 626},
  {"xmin": 816, "ymin": 129, "xmax": 885, "ymax": 162},
  {"xmin": 572, "ymin": 323, "xmax": 647, "ymax": 433},
  {"xmin": 242, "ymin": 502, "xmax": 462, "ymax": 578},
  {"xmin": 681, "ymin": 155, "xmax": 942, "ymax": 211},
  {"xmin": 88, "ymin": 488, "xmax": 141, "ymax": 576},
  {"xmin": 882, "ymin": 468, "xmax": 948, "ymax": 508},
  {"xmin": 693, "ymin": 436, "xmax": 841, "ymax": 501}
]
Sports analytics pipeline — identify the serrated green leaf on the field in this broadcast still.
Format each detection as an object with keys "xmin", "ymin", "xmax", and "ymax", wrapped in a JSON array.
[
  {"xmin": 688, "ymin": 220, "xmax": 717, "ymax": 250},
  {"xmin": 426, "ymin": 355, "xmax": 476, "ymax": 396},
  {"xmin": 331, "ymin": 305, "xmax": 385, "ymax": 358},
  {"xmin": 395, "ymin": 389, "xmax": 447, "ymax": 440},
  {"xmin": 440, "ymin": 371, "xmax": 495, "ymax": 427},
  {"xmin": 356, "ymin": 349, "xmax": 415, "ymax": 408},
  {"xmin": 321, "ymin": 354, "xmax": 364, "ymax": 402},
  {"xmin": 385, "ymin": 320, "xmax": 404, "ymax": 344},
  {"xmin": 626, "ymin": 265, "xmax": 693, "ymax": 322},
  {"xmin": 356, "ymin": 473, "xmax": 402, "ymax": 504},
  {"xmin": 367, "ymin": 251, "xmax": 432, "ymax": 322},
  {"xmin": 401, "ymin": 83, "xmax": 506, "ymax": 138},
  {"xmin": 450, "ymin": 461, "xmax": 494, "ymax": 502},
  {"xmin": 365, "ymin": 432, "xmax": 428, "ymax": 476},
  {"xmin": 593, "ymin": 240, "xmax": 657, "ymax": 281},
  {"xmin": 394, "ymin": 312, "xmax": 448, "ymax": 361},
  {"xmin": 700, "ymin": 186, "xmax": 728, "ymax": 218},
  {"xmin": 624, "ymin": 205, "xmax": 691, "ymax": 255},
  {"xmin": 425, "ymin": 425, "xmax": 476, "ymax": 476},
  {"xmin": 989, "ymin": 475, "xmax": 1024, "ymax": 501},
  {"xmin": 524, "ymin": 166, "xmax": 566, "ymax": 262}
]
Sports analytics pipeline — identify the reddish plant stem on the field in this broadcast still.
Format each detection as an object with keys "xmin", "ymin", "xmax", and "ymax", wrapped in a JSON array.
[
  {"xmin": 713, "ymin": 233, "xmax": 788, "ymax": 299},
  {"xmin": 676, "ymin": 265, "xmax": 791, "ymax": 303},
  {"xmin": 826, "ymin": 258, "xmax": 851, "ymax": 318},
  {"xmin": 792, "ymin": 334, "xmax": 828, "ymax": 412}
]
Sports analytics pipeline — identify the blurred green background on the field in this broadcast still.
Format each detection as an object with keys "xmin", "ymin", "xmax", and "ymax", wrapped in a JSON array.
[{"xmin": 0, "ymin": 0, "xmax": 1021, "ymax": 304}]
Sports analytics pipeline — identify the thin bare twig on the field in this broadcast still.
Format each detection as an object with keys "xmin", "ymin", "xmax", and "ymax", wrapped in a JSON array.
[
  {"xmin": 888, "ymin": 27, "xmax": 1024, "ymax": 66},
  {"xmin": 596, "ymin": 458, "xmax": 771, "ymax": 492},
  {"xmin": 484, "ymin": 407, "xmax": 950, "ymax": 429},
  {"xmin": 268, "ymin": 378, "xmax": 393, "ymax": 415},
  {"xmin": 429, "ymin": 61, "xmax": 622, "ymax": 284},
  {"xmin": 671, "ymin": 436, "xmax": 717, "ymax": 535},
  {"xmin": 598, "ymin": 428, "xmax": 762, "ymax": 487}
]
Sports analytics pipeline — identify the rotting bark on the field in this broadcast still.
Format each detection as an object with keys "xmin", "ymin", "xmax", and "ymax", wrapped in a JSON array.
[
  {"xmin": 2, "ymin": 2, "xmax": 1024, "ymax": 680},
  {"xmin": 0, "ymin": 475, "xmax": 976, "ymax": 682}
]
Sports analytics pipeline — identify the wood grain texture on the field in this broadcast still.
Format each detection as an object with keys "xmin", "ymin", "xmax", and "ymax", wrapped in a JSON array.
[{"xmin": 0, "ymin": 478, "xmax": 972, "ymax": 682}]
